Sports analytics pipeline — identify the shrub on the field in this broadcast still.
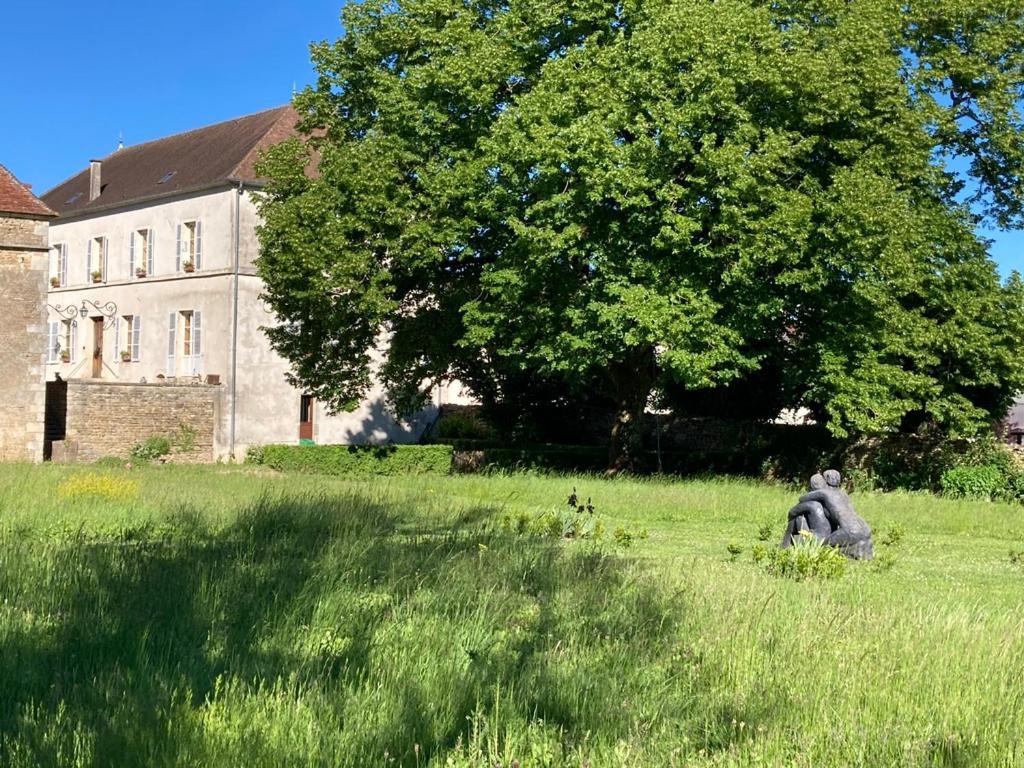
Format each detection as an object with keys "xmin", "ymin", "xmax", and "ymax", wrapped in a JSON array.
[
  {"xmin": 262, "ymin": 444, "xmax": 453, "ymax": 476},
  {"xmin": 130, "ymin": 436, "xmax": 172, "ymax": 462},
  {"xmin": 940, "ymin": 465, "xmax": 1005, "ymax": 500},
  {"xmin": 434, "ymin": 412, "xmax": 495, "ymax": 441},
  {"xmin": 245, "ymin": 445, "xmax": 266, "ymax": 465}
]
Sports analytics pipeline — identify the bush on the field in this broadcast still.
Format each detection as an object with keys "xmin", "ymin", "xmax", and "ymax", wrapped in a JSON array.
[
  {"xmin": 130, "ymin": 436, "xmax": 172, "ymax": 462},
  {"xmin": 434, "ymin": 412, "xmax": 495, "ymax": 441},
  {"xmin": 261, "ymin": 444, "xmax": 453, "ymax": 476},
  {"xmin": 940, "ymin": 465, "xmax": 1006, "ymax": 500},
  {"xmin": 245, "ymin": 445, "xmax": 266, "ymax": 465}
]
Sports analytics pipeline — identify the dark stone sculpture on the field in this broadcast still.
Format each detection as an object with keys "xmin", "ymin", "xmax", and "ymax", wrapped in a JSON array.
[{"xmin": 780, "ymin": 469, "xmax": 873, "ymax": 560}]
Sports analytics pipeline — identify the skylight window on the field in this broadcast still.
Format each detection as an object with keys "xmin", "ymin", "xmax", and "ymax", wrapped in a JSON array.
[
  {"xmin": 157, "ymin": 171, "xmax": 177, "ymax": 184},
  {"xmin": 65, "ymin": 192, "xmax": 83, "ymax": 205}
]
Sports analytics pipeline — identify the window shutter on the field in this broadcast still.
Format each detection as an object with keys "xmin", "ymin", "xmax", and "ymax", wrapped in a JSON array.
[
  {"xmin": 60, "ymin": 244, "xmax": 67, "ymax": 286},
  {"xmin": 70, "ymin": 321, "xmax": 78, "ymax": 364},
  {"xmin": 102, "ymin": 237, "xmax": 109, "ymax": 283},
  {"xmin": 175, "ymin": 224, "xmax": 182, "ymax": 272},
  {"xmin": 148, "ymin": 229, "xmax": 155, "ymax": 274},
  {"xmin": 167, "ymin": 312, "xmax": 177, "ymax": 375},
  {"xmin": 129, "ymin": 233, "xmax": 136, "ymax": 277},
  {"xmin": 192, "ymin": 311, "xmax": 203, "ymax": 374},
  {"xmin": 194, "ymin": 221, "xmax": 202, "ymax": 270},
  {"xmin": 47, "ymin": 322, "xmax": 58, "ymax": 363},
  {"xmin": 133, "ymin": 316, "xmax": 142, "ymax": 361},
  {"xmin": 86, "ymin": 239, "xmax": 92, "ymax": 280}
]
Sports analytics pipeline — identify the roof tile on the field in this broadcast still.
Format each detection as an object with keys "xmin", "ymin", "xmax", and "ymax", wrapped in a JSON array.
[{"xmin": 0, "ymin": 164, "xmax": 56, "ymax": 217}]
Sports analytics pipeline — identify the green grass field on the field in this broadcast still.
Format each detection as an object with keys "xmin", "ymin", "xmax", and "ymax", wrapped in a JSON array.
[{"xmin": 1, "ymin": 463, "xmax": 1023, "ymax": 767}]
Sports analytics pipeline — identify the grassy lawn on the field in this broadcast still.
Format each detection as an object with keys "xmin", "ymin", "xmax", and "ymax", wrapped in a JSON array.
[{"xmin": 1, "ymin": 463, "xmax": 1023, "ymax": 766}]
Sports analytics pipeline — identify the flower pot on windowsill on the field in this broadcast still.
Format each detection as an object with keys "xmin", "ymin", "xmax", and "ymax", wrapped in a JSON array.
[
  {"xmin": 183, "ymin": 262, "xmax": 196, "ymax": 274},
  {"xmin": 121, "ymin": 351, "xmax": 132, "ymax": 362},
  {"xmin": 91, "ymin": 271, "xmax": 103, "ymax": 283},
  {"xmin": 135, "ymin": 268, "xmax": 148, "ymax": 278},
  {"xmin": 50, "ymin": 277, "xmax": 61, "ymax": 288},
  {"xmin": 60, "ymin": 354, "xmax": 71, "ymax": 364}
]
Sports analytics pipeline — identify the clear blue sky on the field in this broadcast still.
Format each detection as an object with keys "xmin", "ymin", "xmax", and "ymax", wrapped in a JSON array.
[{"xmin": 2, "ymin": 1, "xmax": 1022, "ymax": 275}]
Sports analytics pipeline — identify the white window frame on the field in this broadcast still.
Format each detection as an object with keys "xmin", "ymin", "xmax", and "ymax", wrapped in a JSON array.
[
  {"xmin": 87, "ymin": 235, "xmax": 109, "ymax": 284},
  {"xmin": 51, "ymin": 243, "xmax": 68, "ymax": 288},
  {"xmin": 130, "ymin": 228, "xmax": 155, "ymax": 279},
  {"xmin": 62, "ymin": 320, "xmax": 77, "ymax": 364},
  {"xmin": 118, "ymin": 315, "xmax": 142, "ymax": 362},
  {"xmin": 176, "ymin": 220, "xmax": 202, "ymax": 273},
  {"xmin": 170, "ymin": 309, "xmax": 203, "ymax": 376}
]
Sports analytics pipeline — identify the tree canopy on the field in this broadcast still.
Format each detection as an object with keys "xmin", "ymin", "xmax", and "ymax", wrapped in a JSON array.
[{"xmin": 257, "ymin": 0, "xmax": 1024, "ymax": 471}]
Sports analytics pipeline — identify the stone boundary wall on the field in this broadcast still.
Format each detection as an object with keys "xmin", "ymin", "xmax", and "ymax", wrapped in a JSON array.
[
  {"xmin": 62, "ymin": 380, "xmax": 222, "ymax": 463},
  {"xmin": 0, "ymin": 215, "xmax": 48, "ymax": 462}
]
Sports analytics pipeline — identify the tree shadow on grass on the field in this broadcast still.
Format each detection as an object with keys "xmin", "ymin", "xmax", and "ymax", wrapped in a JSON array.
[{"xmin": 0, "ymin": 489, "xmax": 780, "ymax": 766}]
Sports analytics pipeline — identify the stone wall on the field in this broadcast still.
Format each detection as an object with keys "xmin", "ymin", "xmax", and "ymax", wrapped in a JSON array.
[
  {"xmin": 0, "ymin": 215, "xmax": 48, "ymax": 462},
  {"xmin": 62, "ymin": 380, "xmax": 222, "ymax": 462}
]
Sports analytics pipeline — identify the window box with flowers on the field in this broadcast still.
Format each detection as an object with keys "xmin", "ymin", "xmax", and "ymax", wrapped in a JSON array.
[
  {"xmin": 60, "ymin": 351, "xmax": 71, "ymax": 364},
  {"xmin": 121, "ymin": 350, "xmax": 133, "ymax": 363},
  {"xmin": 91, "ymin": 270, "xmax": 103, "ymax": 284},
  {"xmin": 135, "ymin": 267, "xmax": 148, "ymax": 279},
  {"xmin": 50, "ymin": 276, "xmax": 61, "ymax": 288},
  {"xmin": 183, "ymin": 260, "xmax": 196, "ymax": 274}
]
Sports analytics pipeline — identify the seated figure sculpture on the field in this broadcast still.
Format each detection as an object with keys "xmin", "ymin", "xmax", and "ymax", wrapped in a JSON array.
[
  {"xmin": 780, "ymin": 469, "xmax": 873, "ymax": 560},
  {"xmin": 780, "ymin": 473, "xmax": 833, "ymax": 547}
]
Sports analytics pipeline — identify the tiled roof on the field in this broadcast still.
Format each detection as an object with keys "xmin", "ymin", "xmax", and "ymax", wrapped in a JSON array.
[
  {"xmin": 0, "ymin": 164, "xmax": 55, "ymax": 217},
  {"xmin": 41, "ymin": 106, "xmax": 299, "ymax": 217}
]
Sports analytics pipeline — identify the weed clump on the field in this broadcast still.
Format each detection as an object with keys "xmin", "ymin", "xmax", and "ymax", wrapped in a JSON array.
[{"xmin": 751, "ymin": 534, "xmax": 847, "ymax": 580}]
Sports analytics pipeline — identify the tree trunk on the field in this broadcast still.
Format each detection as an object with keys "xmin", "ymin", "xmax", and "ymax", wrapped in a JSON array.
[{"xmin": 607, "ymin": 352, "xmax": 655, "ymax": 476}]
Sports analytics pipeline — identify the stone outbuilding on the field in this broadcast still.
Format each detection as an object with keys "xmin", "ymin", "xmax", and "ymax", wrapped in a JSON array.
[{"xmin": 0, "ymin": 164, "xmax": 55, "ymax": 461}]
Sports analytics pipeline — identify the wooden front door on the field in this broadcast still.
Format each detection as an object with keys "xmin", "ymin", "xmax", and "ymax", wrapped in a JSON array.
[
  {"xmin": 92, "ymin": 318, "xmax": 104, "ymax": 378},
  {"xmin": 299, "ymin": 395, "xmax": 314, "ymax": 442}
]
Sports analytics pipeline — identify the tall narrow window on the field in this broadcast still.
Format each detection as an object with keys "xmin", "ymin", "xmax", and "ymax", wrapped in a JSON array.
[
  {"xmin": 88, "ymin": 236, "xmax": 108, "ymax": 283},
  {"xmin": 52, "ymin": 243, "xmax": 67, "ymax": 288},
  {"xmin": 118, "ymin": 315, "xmax": 142, "ymax": 362},
  {"xmin": 176, "ymin": 220, "xmax": 202, "ymax": 272},
  {"xmin": 182, "ymin": 311, "xmax": 193, "ymax": 357},
  {"xmin": 130, "ymin": 229, "xmax": 153, "ymax": 278},
  {"xmin": 62, "ymin": 320, "xmax": 77, "ymax": 363}
]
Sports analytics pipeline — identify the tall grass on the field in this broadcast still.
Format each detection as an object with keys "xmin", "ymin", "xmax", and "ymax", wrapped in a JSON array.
[{"xmin": 0, "ymin": 464, "xmax": 1023, "ymax": 765}]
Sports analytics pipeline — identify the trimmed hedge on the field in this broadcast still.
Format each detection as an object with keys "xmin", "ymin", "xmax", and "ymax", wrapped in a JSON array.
[
  {"xmin": 261, "ymin": 444, "xmax": 453, "ymax": 476},
  {"xmin": 451, "ymin": 445, "xmax": 775, "ymax": 475}
]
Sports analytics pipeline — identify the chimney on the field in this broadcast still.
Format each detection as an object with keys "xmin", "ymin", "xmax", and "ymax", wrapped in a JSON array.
[{"xmin": 89, "ymin": 160, "xmax": 102, "ymax": 201}]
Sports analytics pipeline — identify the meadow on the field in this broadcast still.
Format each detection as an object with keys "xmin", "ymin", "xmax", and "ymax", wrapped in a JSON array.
[{"xmin": 1, "ymin": 463, "xmax": 1023, "ymax": 767}]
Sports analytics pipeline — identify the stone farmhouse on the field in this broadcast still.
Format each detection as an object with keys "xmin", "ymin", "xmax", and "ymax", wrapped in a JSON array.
[{"xmin": 39, "ymin": 106, "xmax": 461, "ymax": 461}]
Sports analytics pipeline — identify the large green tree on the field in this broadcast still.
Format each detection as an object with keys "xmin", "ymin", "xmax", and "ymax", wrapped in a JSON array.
[{"xmin": 257, "ymin": 0, "xmax": 1024, "ymax": 471}]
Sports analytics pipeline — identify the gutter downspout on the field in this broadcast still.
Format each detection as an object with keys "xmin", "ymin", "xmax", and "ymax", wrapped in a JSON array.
[{"xmin": 229, "ymin": 181, "xmax": 243, "ymax": 459}]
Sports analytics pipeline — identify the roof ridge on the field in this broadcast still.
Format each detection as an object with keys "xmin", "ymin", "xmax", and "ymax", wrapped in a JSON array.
[{"xmin": 96, "ymin": 104, "xmax": 292, "ymax": 162}]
